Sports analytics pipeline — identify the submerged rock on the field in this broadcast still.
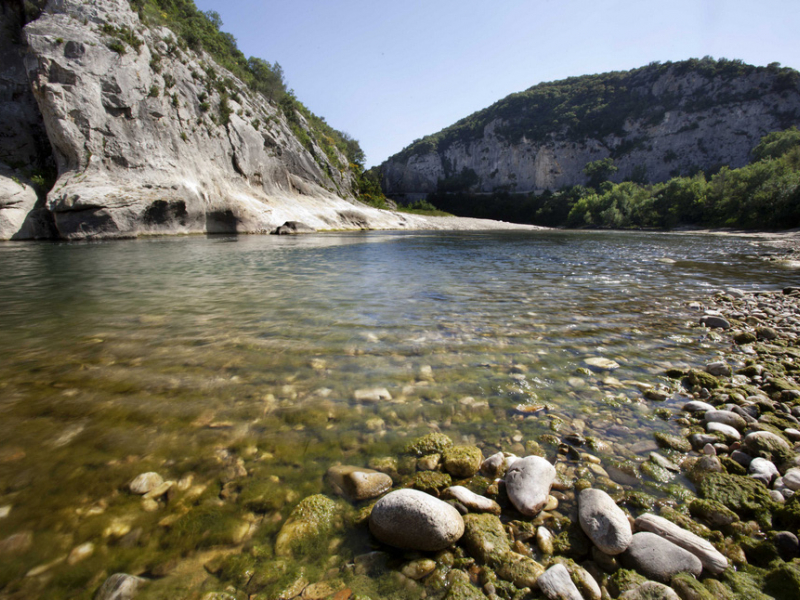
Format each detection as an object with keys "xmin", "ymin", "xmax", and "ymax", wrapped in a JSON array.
[
  {"xmin": 326, "ymin": 465, "xmax": 392, "ymax": 502},
  {"xmin": 369, "ymin": 489, "xmax": 464, "ymax": 551},
  {"xmin": 275, "ymin": 494, "xmax": 339, "ymax": 557},
  {"xmin": 129, "ymin": 472, "xmax": 164, "ymax": 495},
  {"xmin": 94, "ymin": 573, "xmax": 147, "ymax": 600},
  {"xmin": 620, "ymin": 581, "xmax": 680, "ymax": 600},
  {"xmin": 505, "ymin": 455, "xmax": 556, "ymax": 516}
]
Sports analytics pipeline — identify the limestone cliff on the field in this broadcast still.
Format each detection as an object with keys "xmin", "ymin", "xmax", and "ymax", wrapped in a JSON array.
[
  {"xmin": 0, "ymin": 0, "xmax": 425, "ymax": 239},
  {"xmin": 380, "ymin": 60, "xmax": 800, "ymax": 200}
]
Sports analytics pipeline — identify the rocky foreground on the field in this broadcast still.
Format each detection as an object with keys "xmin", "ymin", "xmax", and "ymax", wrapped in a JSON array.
[{"xmin": 72, "ymin": 284, "xmax": 800, "ymax": 600}]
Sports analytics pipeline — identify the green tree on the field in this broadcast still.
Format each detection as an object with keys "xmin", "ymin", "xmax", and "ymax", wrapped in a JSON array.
[{"xmin": 583, "ymin": 157, "xmax": 618, "ymax": 187}]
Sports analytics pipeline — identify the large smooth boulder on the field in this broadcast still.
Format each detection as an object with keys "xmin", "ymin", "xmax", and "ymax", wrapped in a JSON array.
[
  {"xmin": 579, "ymin": 488, "xmax": 632, "ymax": 555},
  {"xmin": 505, "ymin": 456, "xmax": 556, "ymax": 516},
  {"xmin": 369, "ymin": 489, "xmax": 464, "ymax": 551}
]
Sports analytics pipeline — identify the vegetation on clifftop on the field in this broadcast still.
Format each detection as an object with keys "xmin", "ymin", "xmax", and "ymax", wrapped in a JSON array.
[
  {"xmin": 391, "ymin": 58, "xmax": 800, "ymax": 164},
  {"xmin": 129, "ymin": 0, "xmax": 369, "ymax": 191},
  {"xmin": 426, "ymin": 127, "xmax": 800, "ymax": 230}
]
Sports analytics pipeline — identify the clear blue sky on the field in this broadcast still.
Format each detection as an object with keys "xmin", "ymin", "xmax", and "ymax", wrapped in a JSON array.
[{"xmin": 193, "ymin": 0, "xmax": 800, "ymax": 167}]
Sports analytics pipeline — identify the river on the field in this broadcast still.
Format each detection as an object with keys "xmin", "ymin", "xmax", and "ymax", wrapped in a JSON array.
[{"xmin": 0, "ymin": 230, "xmax": 795, "ymax": 599}]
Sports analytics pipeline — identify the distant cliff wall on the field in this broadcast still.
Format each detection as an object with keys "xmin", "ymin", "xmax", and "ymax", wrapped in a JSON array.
[{"xmin": 381, "ymin": 61, "xmax": 800, "ymax": 199}]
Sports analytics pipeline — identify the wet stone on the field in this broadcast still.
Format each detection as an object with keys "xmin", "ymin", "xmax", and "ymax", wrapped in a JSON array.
[
  {"xmin": 683, "ymin": 400, "xmax": 715, "ymax": 413},
  {"xmin": 585, "ymin": 357, "xmax": 620, "ymax": 371},
  {"xmin": 704, "ymin": 410, "xmax": 747, "ymax": 431},
  {"xmin": 442, "ymin": 486, "xmax": 501, "ymax": 515},
  {"xmin": 129, "ymin": 472, "xmax": 164, "ymax": 495},
  {"xmin": 706, "ymin": 421, "xmax": 741, "ymax": 441},
  {"xmin": 699, "ymin": 315, "xmax": 730, "ymax": 329},
  {"xmin": 353, "ymin": 388, "xmax": 392, "ymax": 403},
  {"xmin": 326, "ymin": 465, "xmax": 392, "ymax": 502},
  {"xmin": 94, "ymin": 573, "xmax": 147, "ymax": 600}
]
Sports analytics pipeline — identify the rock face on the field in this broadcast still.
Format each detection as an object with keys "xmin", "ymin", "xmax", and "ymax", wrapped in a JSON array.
[
  {"xmin": 369, "ymin": 489, "xmax": 464, "ymax": 551},
  {"xmin": 0, "ymin": 0, "xmax": 533, "ymax": 240},
  {"xmin": 380, "ymin": 60, "xmax": 800, "ymax": 200}
]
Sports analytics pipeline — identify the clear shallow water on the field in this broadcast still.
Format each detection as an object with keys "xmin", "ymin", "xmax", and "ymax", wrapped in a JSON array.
[{"xmin": 0, "ymin": 230, "xmax": 797, "ymax": 597}]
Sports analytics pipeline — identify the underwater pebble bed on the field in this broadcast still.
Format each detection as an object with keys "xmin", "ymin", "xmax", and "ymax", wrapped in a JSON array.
[{"xmin": 0, "ymin": 230, "xmax": 798, "ymax": 600}]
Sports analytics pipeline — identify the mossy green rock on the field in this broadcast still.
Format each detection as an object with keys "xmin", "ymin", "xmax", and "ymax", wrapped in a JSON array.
[
  {"xmin": 462, "ymin": 513, "xmax": 511, "ymax": 564},
  {"xmin": 607, "ymin": 569, "xmax": 647, "ymax": 597},
  {"xmin": 409, "ymin": 471, "xmax": 452, "ymax": 496},
  {"xmin": 764, "ymin": 561, "xmax": 800, "ymax": 600},
  {"xmin": 719, "ymin": 456, "xmax": 747, "ymax": 476},
  {"xmin": 740, "ymin": 537, "xmax": 780, "ymax": 567},
  {"xmin": 775, "ymin": 494, "xmax": 800, "ymax": 530},
  {"xmin": 495, "ymin": 552, "xmax": 545, "ymax": 588},
  {"xmin": 687, "ymin": 369, "xmax": 721, "ymax": 389},
  {"xmin": 671, "ymin": 572, "xmax": 717, "ymax": 600},
  {"xmin": 766, "ymin": 377, "xmax": 800, "ymax": 393},
  {"xmin": 274, "ymin": 494, "xmax": 339, "ymax": 557},
  {"xmin": 445, "ymin": 574, "xmax": 486, "ymax": 600},
  {"xmin": 442, "ymin": 445, "xmax": 483, "ymax": 478},
  {"xmin": 689, "ymin": 498, "xmax": 740, "ymax": 529},
  {"xmin": 654, "ymin": 432, "xmax": 692, "ymax": 452},
  {"xmin": 743, "ymin": 430, "xmax": 794, "ymax": 465},
  {"xmin": 404, "ymin": 433, "xmax": 453, "ymax": 456},
  {"xmin": 697, "ymin": 472, "xmax": 776, "ymax": 522},
  {"xmin": 702, "ymin": 578, "xmax": 735, "ymax": 600},
  {"xmin": 640, "ymin": 460, "xmax": 674, "ymax": 483},
  {"xmin": 734, "ymin": 332, "xmax": 757, "ymax": 345},
  {"xmin": 166, "ymin": 504, "xmax": 249, "ymax": 552},
  {"xmin": 552, "ymin": 522, "xmax": 591, "ymax": 560},
  {"xmin": 239, "ymin": 480, "xmax": 286, "ymax": 512},
  {"xmin": 720, "ymin": 568, "xmax": 773, "ymax": 600}
]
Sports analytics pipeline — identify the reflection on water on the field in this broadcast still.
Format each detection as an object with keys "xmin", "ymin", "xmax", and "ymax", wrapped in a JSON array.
[{"xmin": 0, "ymin": 230, "xmax": 795, "ymax": 597}]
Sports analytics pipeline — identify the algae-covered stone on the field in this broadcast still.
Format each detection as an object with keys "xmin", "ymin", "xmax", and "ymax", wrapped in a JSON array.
[
  {"xmin": 404, "ymin": 433, "xmax": 453, "ymax": 457},
  {"xmin": 607, "ymin": 569, "xmax": 647, "ymax": 598},
  {"xmin": 274, "ymin": 494, "xmax": 339, "ymax": 557},
  {"xmin": 495, "ymin": 552, "xmax": 545, "ymax": 588},
  {"xmin": 689, "ymin": 498, "xmax": 740, "ymax": 529},
  {"xmin": 445, "ymin": 571, "xmax": 485, "ymax": 600},
  {"xmin": 409, "ymin": 471, "xmax": 451, "ymax": 496},
  {"xmin": 764, "ymin": 561, "xmax": 800, "ymax": 600},
  {"xmin": 670, "ymin": 573, "xmax": 717, "ymax": 600},
  {"xmin": 697, "ymin": 472, "xmax": 776, "ymax": 522},
  {"xmin": 775, "ymin": 494, "xmax": 800, "ymax": 530},
  {"xmin": 687, "ymin": 370, "xmax": 721, "ymax": 389},
  {"xmin": 620, "ymin": 581, "xmax": 680, "ymax": 600},
  {"xmin": 129, "ymin": 472, "xmax": 164, "ymax": 495},
  {"xmin": 442, "ymin": 445, "xmax": 483, "ymax": 478},
  {"xmin": 461, "ymin": 513, "xmax": 511, "ymax": 564},
  {"xmin": 653, "ymin": 432, "xmax": 692, "ymax": 453},
  {"xmin": 743, "ymin": 431, "xmax": 794, "ymax": 464},
  {"xmin": 94, "ymin": 573, "xmax": 147, "ymax": 600},
  {"xmin": 239, "ymin": 480, "xmax": 287, "ymax": 512}
]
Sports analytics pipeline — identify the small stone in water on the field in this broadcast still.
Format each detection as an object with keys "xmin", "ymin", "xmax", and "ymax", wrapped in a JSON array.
[
  {"xmin": 129, "ymin": 472, "xmax": 164, "ymax": 495},
  {"xmin": 67, "ymin": 542, "xmax": 94, "ymax": 565},
  {"xmin": 0, "ymin": 505, "xmax": 10, "ymax": 519},
  {"xmin": 584, "ymin": 357, "xmax": 620, "ymax": 371},
  {"xmin": 94, "ymin": 574, "xmax": 147, "ymax": 600},
  {"xmin": 326, "ymin": 465, "xmax": 393, "ymax": 502},
  {"xmin": 353, "ymin": 388, "xmax": 392, "ymax": 403}
]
